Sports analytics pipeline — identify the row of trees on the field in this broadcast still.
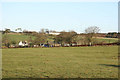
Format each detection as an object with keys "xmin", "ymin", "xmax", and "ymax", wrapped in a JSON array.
[
  {"xmin": 2, "ymin": 28, "xmax": 57, "ymax": 34},
  {"xmin": 106, "ymin": 32, "xmax": 120, "ymax": 38},
  {"xmin": 2, "ymin": 26, "xmax": 101, "ymax": 47},
  {"xmin": 28, "ymin": 26, "xmax": 100, "ymax": 46}
]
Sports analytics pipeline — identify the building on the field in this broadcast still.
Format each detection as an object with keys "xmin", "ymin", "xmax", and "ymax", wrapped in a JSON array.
[
  {"xmin": 49, "ymin": 32, "xmax": 60, "ymax": 35},
  {"xmin": 19, "ymin": 41, "xmax": 28, "ymax": 47}
]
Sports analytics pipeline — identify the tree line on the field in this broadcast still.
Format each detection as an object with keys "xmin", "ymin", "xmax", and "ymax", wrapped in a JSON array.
[{"xmin": 2, "ymin": 26, "xmax": 118, "ymax": 48}]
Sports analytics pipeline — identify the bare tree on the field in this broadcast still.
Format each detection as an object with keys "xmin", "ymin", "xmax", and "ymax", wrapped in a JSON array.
[
  {"xmin": 85, "ymin": 26, "xmax": 100, "ymax": 46},
  {"xmin": 85, "ymin": 26, "xmax": 100, "ymax": 34},
  {"xmin": 39, "ymin": 28, "xmax": 45, "ymax": 34}
]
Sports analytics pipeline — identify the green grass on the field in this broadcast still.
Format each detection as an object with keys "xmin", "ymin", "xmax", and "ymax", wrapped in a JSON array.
[
  {"xmin": 96, "ymin": 37, "xmax": 118, "ymax": 43},
  {"xmin": 2, "ymin": 46, "xmax": 118, "ymax": 78},
  {"xmin": 2, "ymin": 34, "xmax": 36, "ymax": 43}
]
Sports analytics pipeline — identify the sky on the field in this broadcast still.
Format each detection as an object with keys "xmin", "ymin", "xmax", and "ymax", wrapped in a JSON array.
[{"xmin": 1, "ymin": 2, "xmax": 118, "ymax": 33}]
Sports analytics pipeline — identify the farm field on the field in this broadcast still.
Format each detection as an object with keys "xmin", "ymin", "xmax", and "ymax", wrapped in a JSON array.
[{"xmin": 2, "ymin": 46, "xmax": 118, "ymax": 78}]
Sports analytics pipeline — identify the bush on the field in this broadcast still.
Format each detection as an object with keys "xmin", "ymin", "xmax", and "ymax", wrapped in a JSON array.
[{"xmin": 11, "ymin": 41, "xmax": 17, "ymax": 45}]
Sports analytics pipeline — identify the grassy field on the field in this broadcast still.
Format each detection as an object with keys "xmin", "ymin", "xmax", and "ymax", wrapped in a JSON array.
[
  {"xmin": 2, "ymin": 34, "xmax": 36, "ymax": 43},
  {"xmin": 96, "ymin": 37, "xmax": 118, "ymax": 43},
  {"xmin": 2, "ymin": 46, "xmax": 118, "ymax": 78}
]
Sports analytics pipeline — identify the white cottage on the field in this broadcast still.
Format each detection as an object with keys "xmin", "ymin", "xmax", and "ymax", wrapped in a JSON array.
[{"xmin": 19, "ymin": 41, "xmax": 28, "ymax": 47}]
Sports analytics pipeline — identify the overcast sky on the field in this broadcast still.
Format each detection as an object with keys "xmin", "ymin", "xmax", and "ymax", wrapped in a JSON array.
[{"xmin": 1, "ymin": 2, "xmax": 118, "ymax": 33}]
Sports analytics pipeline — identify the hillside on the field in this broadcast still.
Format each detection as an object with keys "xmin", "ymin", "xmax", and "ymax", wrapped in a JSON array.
[{"xmin": 2, "ymin": 33, "xmax": 36, "ymax": 43}]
